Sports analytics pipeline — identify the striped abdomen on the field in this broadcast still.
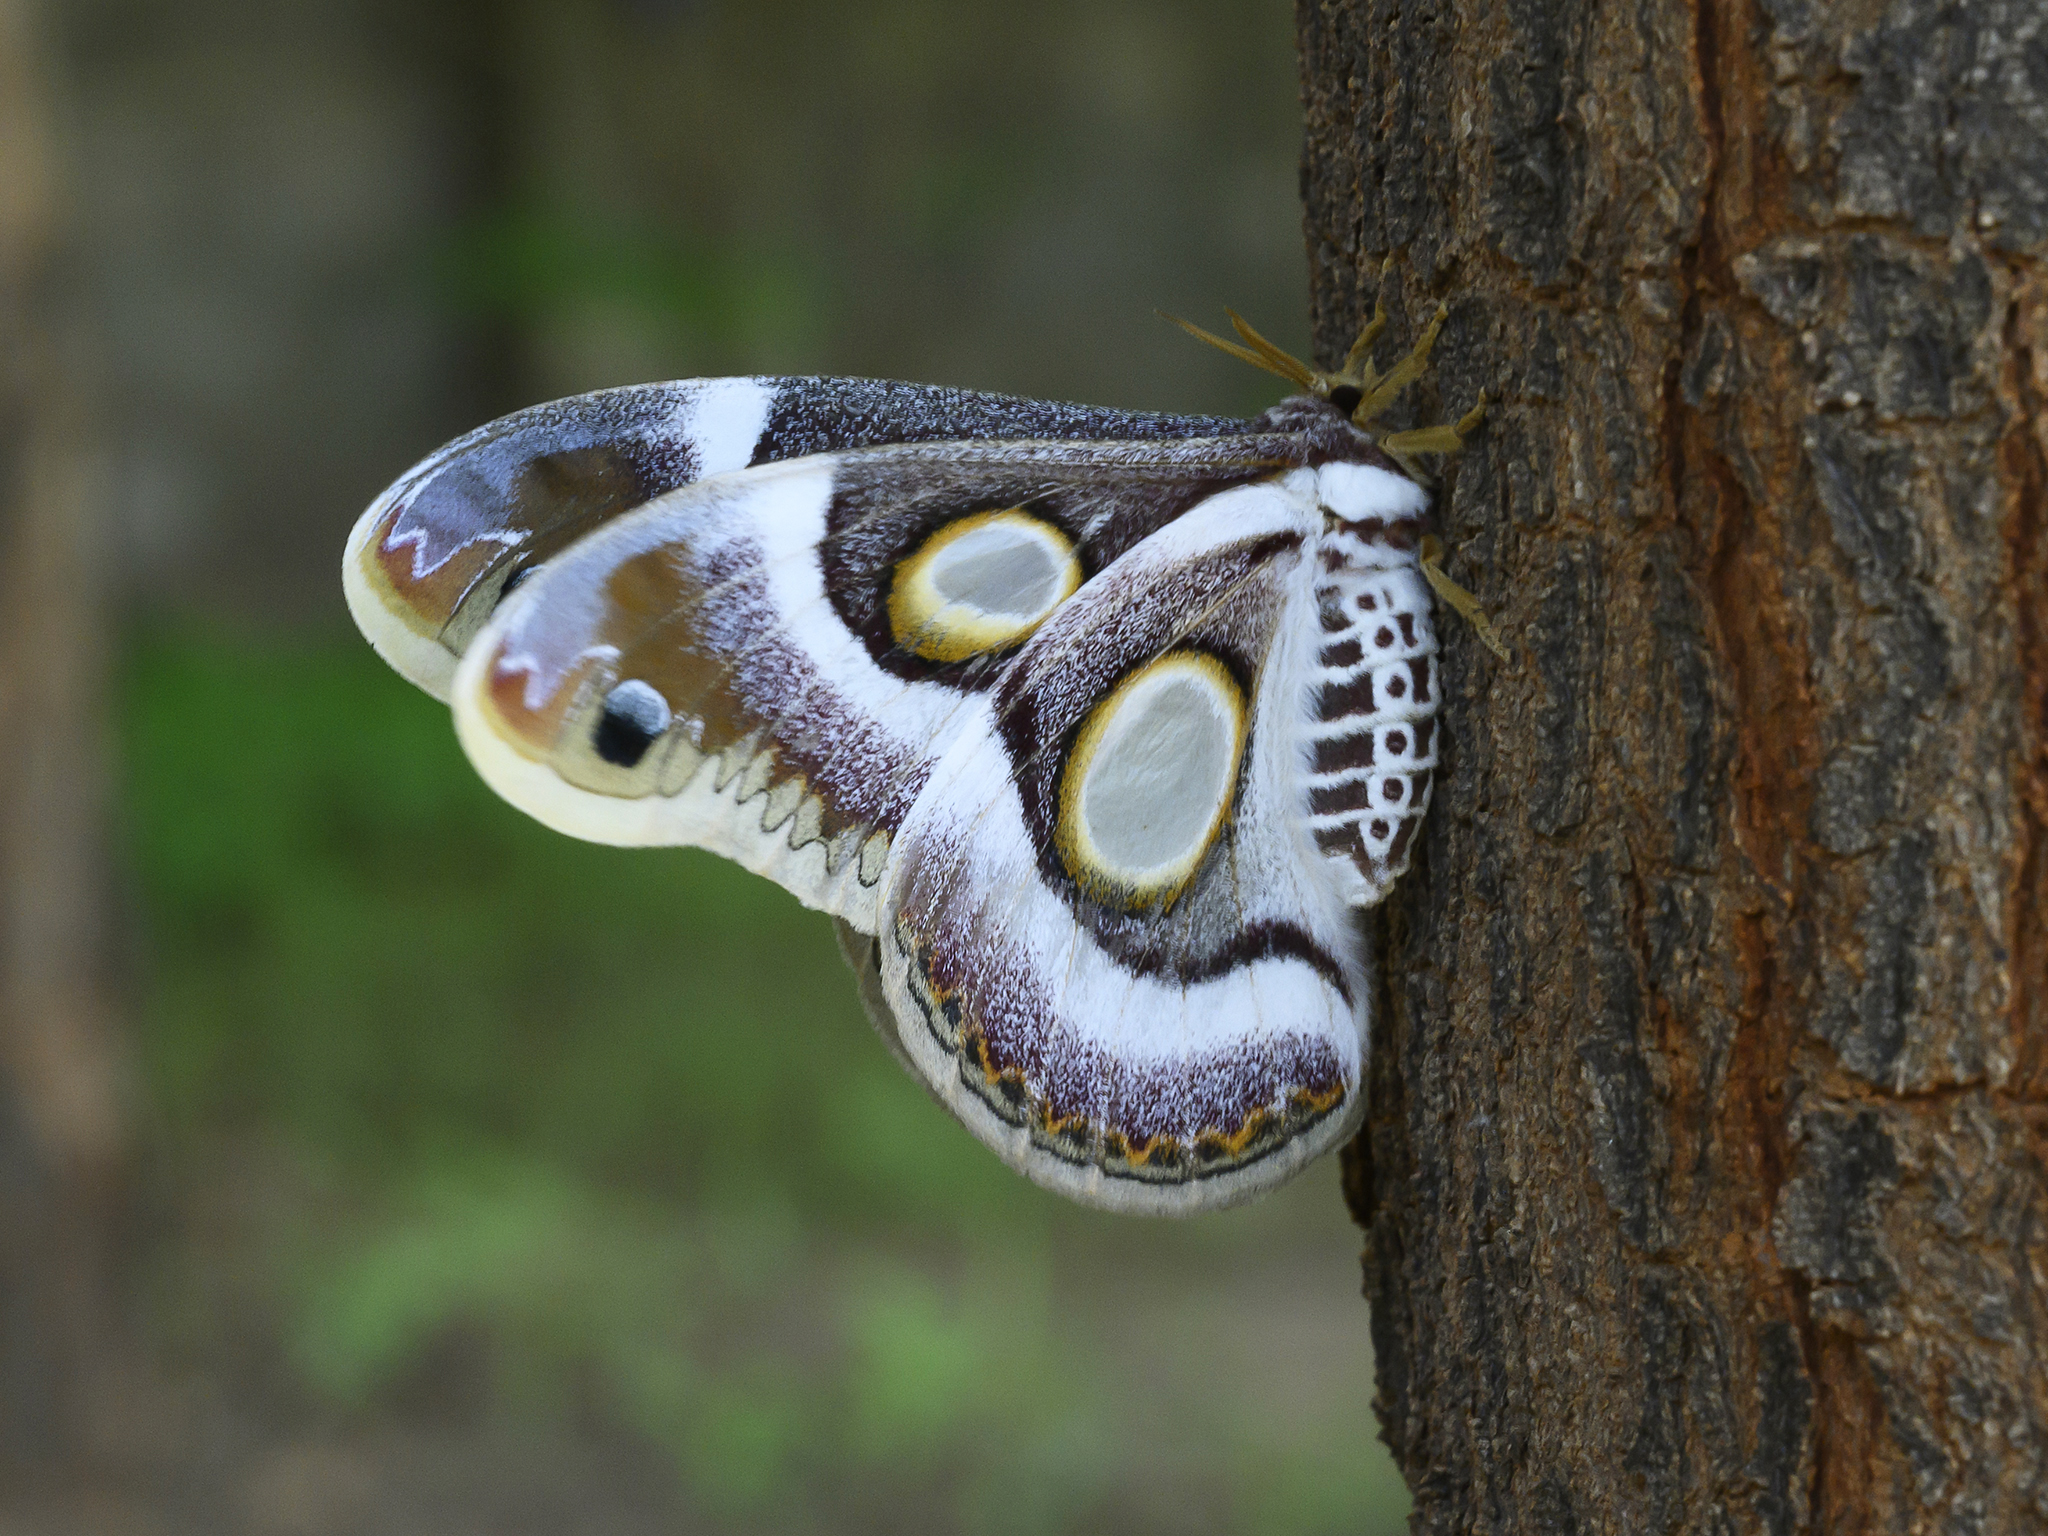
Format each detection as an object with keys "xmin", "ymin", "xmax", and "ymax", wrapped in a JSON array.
[{"xmin": 1301, "ymin": 524, "xmax": 1439, "ymax": 906}]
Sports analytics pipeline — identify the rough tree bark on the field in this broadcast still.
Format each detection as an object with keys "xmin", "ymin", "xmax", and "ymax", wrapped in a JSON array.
[{"xmin": 1301, "ymin": 0, "xmax": 2048, "ymax": 1530}]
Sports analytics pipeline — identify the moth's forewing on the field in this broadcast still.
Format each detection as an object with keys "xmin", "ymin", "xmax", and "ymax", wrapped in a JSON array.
[
  {"xmin": 345, "ymin": 380, "xmax": 777, "ymax": 699},
  {"xmin": 344, "ymin": 378, "xmax": 1251, "ymax": 700}
]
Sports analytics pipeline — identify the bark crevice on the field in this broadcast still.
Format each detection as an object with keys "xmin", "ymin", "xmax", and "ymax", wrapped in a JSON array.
[
  {"xmin": 1301, "ymin": 0, "xmax": 2048, "ymax": 1525},
  {"xmin": 2002, "ymin": 275, "xmax": 2048, "ymax": 1105}
]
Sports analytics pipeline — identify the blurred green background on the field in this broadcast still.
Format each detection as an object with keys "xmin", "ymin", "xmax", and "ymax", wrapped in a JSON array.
[{"xmin": 18, "ymin": 0, "xmax": 1407, "ymax": 1530}]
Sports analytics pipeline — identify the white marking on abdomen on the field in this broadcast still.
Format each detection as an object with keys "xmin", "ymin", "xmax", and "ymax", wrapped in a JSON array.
[{"xmin": 1300, "ymin": 521, "xmax": 1439, "ymax": 906}]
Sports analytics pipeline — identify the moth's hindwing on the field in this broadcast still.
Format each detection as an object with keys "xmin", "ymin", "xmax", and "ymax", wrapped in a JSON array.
[{"xmin": 866, "ymin": 471, "xmax": 1374, "ymax": 1213}]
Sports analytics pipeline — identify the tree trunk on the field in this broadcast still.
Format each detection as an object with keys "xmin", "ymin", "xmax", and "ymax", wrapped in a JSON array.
[
  {"xmin": 1300, "ymin": 0, "xmax": 2048, "ymax": 1530},
  {"xmin": 0, "ymin": 0, "xmax": 128, "ymax": 1475}
]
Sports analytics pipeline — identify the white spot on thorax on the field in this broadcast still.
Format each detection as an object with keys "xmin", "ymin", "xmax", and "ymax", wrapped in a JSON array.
[{"xmin": 1315, "ymin": 461, "xmax": 1428, "ymax": 522}]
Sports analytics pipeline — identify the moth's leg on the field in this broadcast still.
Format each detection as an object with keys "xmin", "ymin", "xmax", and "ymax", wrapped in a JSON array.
[
  {"xmin": 1380, "ymin": 396, "xmax": 1487, "ymax": 459},
  {"xmin": 1379, "ymin": 389, "xmax": 1501, "ymax": 656},
  {"xmin": 1341, "ymin": 274, "xmax": 1392, "ymax": 385},
  {"xmin": 1419, "ymin": 535, "xmax": 1510, "ymax": 662},
  {"xmin": 1354, "ymin": 303, "xmax": 1451, "ymax": 424}
]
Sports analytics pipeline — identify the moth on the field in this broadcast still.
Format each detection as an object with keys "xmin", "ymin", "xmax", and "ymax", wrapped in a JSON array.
[{"xmin": 342, "ymin": 296, "xmax": 1494, "ymax": 1214}]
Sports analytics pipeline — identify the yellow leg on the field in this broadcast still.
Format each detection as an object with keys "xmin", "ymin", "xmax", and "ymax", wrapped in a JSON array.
[
  {"xmin": 1354, "ymin": 303, "xmax": 1449, "ymax": 424},
  {"xmin": 1419, "ymin": 536, "xmax": 1511, "ymax": 661},
  {"xmin": 1380, "ymin": 396, "xmax": 1488, "ymax": 458}
]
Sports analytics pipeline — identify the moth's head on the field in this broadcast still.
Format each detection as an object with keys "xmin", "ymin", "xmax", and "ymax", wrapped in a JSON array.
[
  {"xmin": 1166, "ymin": 272, "xmax": 1485, "ymax": 478},
  {"xmin": 1248, "ymin": 392, "xmax": 1399, "ymax": 472}
]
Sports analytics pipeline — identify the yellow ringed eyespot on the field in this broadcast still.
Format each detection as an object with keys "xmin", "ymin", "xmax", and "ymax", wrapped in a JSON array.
[
  {"xmin": 887, "ymin": 508, "xmax": 1081, "ymax": 663},
  {"xmin": 1055, "ymin": 651, "xmax": 1247, "ymax": 910}
]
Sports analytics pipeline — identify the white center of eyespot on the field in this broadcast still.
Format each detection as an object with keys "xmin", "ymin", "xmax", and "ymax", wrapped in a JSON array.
[
  {"xmin": 603, "ymin": 679, "xmax": 670, "ymax": 737},
  {"xmin": 888, "ymin": 509, "xmax": 1081, "ymax": 662},
  {"xmin": 1057, "ymin": 652, "xmax": 1246, "ymax": 909}
]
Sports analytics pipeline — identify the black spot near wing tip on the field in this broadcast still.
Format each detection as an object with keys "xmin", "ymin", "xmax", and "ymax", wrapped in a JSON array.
[{"xmin": 593, "ymin": 679, "xmax": 671, "ymax": 767}]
